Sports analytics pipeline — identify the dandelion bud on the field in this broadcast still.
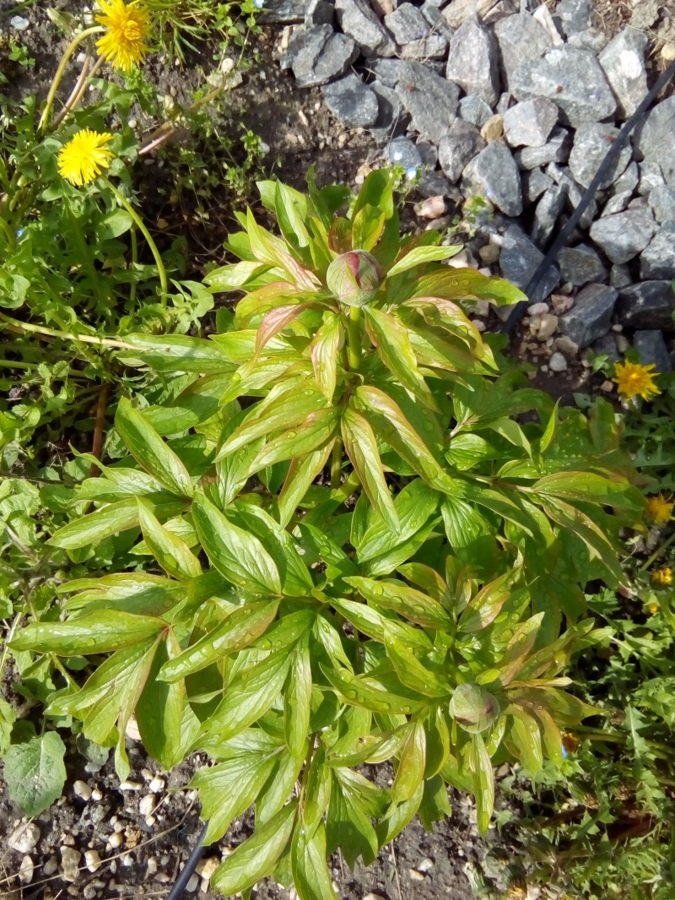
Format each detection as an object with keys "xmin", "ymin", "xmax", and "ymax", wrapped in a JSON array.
[{"xmin": 326, "ymin": 250, "xmax": 382, "ymax": 307}]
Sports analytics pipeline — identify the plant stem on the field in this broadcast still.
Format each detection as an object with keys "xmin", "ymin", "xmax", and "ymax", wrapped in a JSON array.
[
  {"xmin": 0, "ymin": 310, "xmax": 135, "ymax": 350},
  {"xmin": 346, "ymin": 306, "xmax": 362, "ymax": 371},
  {"xmin": 38, "ymin": 26, "xmax": 104, "ymax": 132},
  {"xmin": 330, "ymin": 440, "xmax": 342, "ymax": 489},
  {"xmin": 104, "ymin": 180, "xmax": 168, "ymax": 307},
  {"xmin": 639, "ymin": 528, "xmax": 675, "ymax": 572},
  {"xmin": 53, "ymin": 55, "xmax": 105, "ymax": 129}
]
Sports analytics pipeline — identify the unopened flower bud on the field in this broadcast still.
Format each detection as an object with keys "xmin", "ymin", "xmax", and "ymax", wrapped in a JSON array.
[{"xmin": 326, "ymin": 250, "xmax": 382, "ymax": 307}]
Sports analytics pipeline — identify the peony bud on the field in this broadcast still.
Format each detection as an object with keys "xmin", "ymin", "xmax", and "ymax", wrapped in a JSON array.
[{"xmin": 326, "ymin": 250, "xmax": 382, "ymax": 307}]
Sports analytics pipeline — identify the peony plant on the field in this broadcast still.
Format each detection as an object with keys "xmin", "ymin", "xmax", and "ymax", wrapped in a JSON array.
[{"xmin": 11, "ymin": 171, "xmax": 643, "ymax": 897}]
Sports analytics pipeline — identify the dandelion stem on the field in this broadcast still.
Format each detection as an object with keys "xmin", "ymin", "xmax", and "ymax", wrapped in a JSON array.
[
  {"xmin": 53, "ymin": 55, "xmax": 105, "ymax": 129},
  {"xmin": 104, "ymin": 180, "xmax": 168, "ymax": 307},
  {"xmin": 639, "ymin": 528, "xmax": 675, "ymax": 572},
  {"xmin": 38, "ymin": 26, "xmax": 104, "ymax": 132}
]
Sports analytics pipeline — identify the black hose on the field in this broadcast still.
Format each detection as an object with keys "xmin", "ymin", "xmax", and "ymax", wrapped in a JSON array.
[
  {"xmin": 165, "ymin": 820, "xmax": 209, "ymax": 900},
  {"xmin": 500, "ymin": 57, "xmax": 675, "ymax": 335}
]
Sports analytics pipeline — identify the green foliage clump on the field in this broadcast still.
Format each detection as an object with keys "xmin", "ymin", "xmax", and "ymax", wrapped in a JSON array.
[{"xmin": 7, "ymin": 170, "xmax": 645, "ymax": 896}]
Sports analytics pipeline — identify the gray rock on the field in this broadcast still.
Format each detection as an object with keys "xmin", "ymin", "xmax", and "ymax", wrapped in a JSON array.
[
  {"xmin": 438, "ymin": 120, "xmax": 485, "ymax": 182},
  {"xmin": 399, "ymin": 33, "xmax": 449, "ymax": 59},
  {"xmin": 568, "ymin": 27, "xmax": 609, "ymax": 53},
  {"xmin": 648, "ymin": 185, "xmax": 675, "ymax": 224},
  {"xmin": 637, "ymin": 160, "xmax": 666, "ymax": 197},
  {"xmin": 260, "ymin": 0, "xmax": 306, "ymax": 22},
  {"xmin": 556, "ymin": 0, "xmax": 592, "ymax": 36},
  {"xmin": 494, "ymin": 12, "xmax": 553, "ymax": 89},
  {"xmin": 385, "ymin": 4, "xmax": 429, "ymax": 42},
  {"xmin": 305, "ymin": 0, "xmax": 334, "ymax": 26},
  {"xmin": 591, "ymin": 333, "xmax": 621, "ymax": 364},
  {"xmin": 421, "ymin": 2, "xmax": 455, "ymax": 38},
  {"xmin": 559, "ymin": 283, "xmax": 617, "ymax": 348},
  {"xmin": 616, "ymin": 281, "xmax": 675, "ymax": 330},
  {"xmin": 321, "ymin": 74, "xmax": 379, "ymax": 128},
  {"xmin": 384, "ymin": 136, "xmax": 423, "ymax": 171},
  {"xmin": 640, "ymin": 222, "xmax": 675, "ymax": 280},
  {"xmin": 462, "ymin": 141, "xmax": 522, "ymax": 217},
  {"xmin": 568, "ymin": 123, "xmax": 632, "ymax": 189},
  {"xmin": 366, "ymin": 58, "xmax": 408, "ymax": 88},
  {"xmin": 610, "ymin": 264, "xmax": 632, "ymax": 289},
  {"xmin": 531, "ymin": 183, "xmax": 567, "ymax": 247},
  {"xmin": 446, "ymin": 16, "xmax": 500, "ymax": 106},
  {"xmin": 547, "ymin": 164, "xmax": 597, "ymax": 228},
  {"xmin": 598, "ymin": 27, "xmax": 649, "ymax": 119},
  {"xmin": 369, "ymin": 81, "xmax": 408, "ymax": 144},
  {"xmin": 458, "ymin": 94, "xmax": 493, "ymax": 127},
  {"xmin": 633, "ymin": 330, "xmax": 672, "ymax": 372},
  {"xmin": 511, "ymin": 46, "xmax": 616, "ymax": 127},
  {"xmin": 503, "ymin": 98, "xmax": 558, "ymax": 148},
  {"xmin": 590, "ymin": 208, "xmax": 657, "ymax": 264},
  {"xmin": 613, "ymin": 160, "xmax": 639, "ymax": 195},
  {"xmin": 285, "ymin": 25, "xmax": 358, "ymax": 87},
  {"xmin": 522, "ymin": 168, "xmax": 554, "ymax": 204},
  {"xmin": 443, "ymin": 0, "xmax": 516, "ymax": 29},
  {"xmin": 603, "ymin": 190, "xmax": 633, "ymax": 216},
  {"xmin": 395, "ymin": 62, "xmax": 460, "ymax": 143},
  {"xmin": 335, "ymin": 0, "xmax": 396, "ymax": 55},
  {"xmin": 417, "ymin": 170, "xmax": 452, "ymax": 197},
  {"xmin": 499, "ymin": 226, "xmax": 561, "ymax": 302},
  {"xmin": 515, "ymin": 126, "xmax": 571, "ymax": 169},
  {"xmin": 636, "ymin": 97, "xmax": 675, "ymax": 188},
  {"xmin": 557, "ymin": 245, "xmax": 607, "ymax": 286}
]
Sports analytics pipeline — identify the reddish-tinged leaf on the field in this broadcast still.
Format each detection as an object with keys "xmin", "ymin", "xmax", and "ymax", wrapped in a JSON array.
[
  {"xmin": 341, "ymin": 406, "xmax": 398, "ymax": 532},
  {"xmin": 256, "ymin": 304, "xmax": 309, "ymax": 355}
]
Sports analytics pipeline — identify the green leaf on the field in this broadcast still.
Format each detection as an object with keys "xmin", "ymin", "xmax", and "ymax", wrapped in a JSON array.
[
  {"xmin": 309, "ymin": 314, "xmax": 343, "ymax": 401},
  {"xmin": 292, "ymin": 822, "xmax": 337, "ymax": 900},
  {"xmin": 3, "ymin": 732, "xmax": 67, "ymax": 816},
  {"xmin": 363, "ymin": 306, "xmax": 436, "ymax": 409},
  {"xmin": 253, "ymin": 408, "xmax": 339, "ymax": 473},
  {"xmin": 351, "ymin": 204, "xmax": 385, "ymax": 252},
  {"xmin": 0, "ymin": 698, "xmax": 16, "ymax": 756},
  {"xmin": 117, "ymin": 333, "xmax": 235, "ymax": 374},
  {"xmin": 412, "ymin": 269, "xmax": 527, "ymax": 306},
  {"xmin": 285, "ymin": 639, "xmax": 312, "ymax": 758},
  {"xmin": 203, "ymin": 651, "xmax": 293, "ymax": 740},
  {"xmin": 11, "ymin": 610, "xmax": 164, "ymax": 655},
  {"xmin": 99, "ymin": 207, "xmax": 132, "ymax": 239},
  {"xmin": 50, "ymin": 497, "xmax": 185, "ymax": 551},
  {"xmin": 458, "ymin": 571, "xmax": 514, "ymax": 633},
  {"xmin": 354, "ymin": 478, "xmax": 438, "ymax": 563},
  {"xmin": 115, "ymin": 398, "xmax": 194, "ymax": 497},
  {"xmin": 346, "ymin": 576, "xmax": 451, "ymax": 629},
  {"xmin": 385, "ymin": 634, "xmax": 451, "ymax": 698},
  {"xmin": 387, "ymin": 244, "xmax": 461, "ymax": 277},
  {"xmin": 137, "ymin": 499, "xmax": 201, "ymax": 580},
  {"xmin": 322, "ymin": 665, "xmax": 424, "ymax": 715},
  {"xmin": 192, "ymin": 492, "xmax": 281, "ymax": 594},
  {"xmin": 538, "ymin": 496, "xmax": 623, "ymax": 583},
  {"xmin": 341, "ymin": 406, "xmax": 398, "ymax": 532},
  {"xmin": 508, "ymin": 705, "xmax": 543, "ymax": 775},
  {"xmin": 392, "ymin": 722, "xmax": 426, "ymax": 804},
  {"xmin": 277, "ymin": 443, "xmax": 335, "ymax": 528},
  {"xmin": 326, "ymin": 771, "xmax": 379, "ymax": 866},
  {"xmin": 467, "ymin": 733, "xmax": 494, "ymax": 833},
  {"xmin": 256, "ymin": 303, "xmax": 309, "ymax": 354},
  {"xmin": 158, "ymin": 600, "xmax": 279, "ymax": 682},
  {"xmin": 376, "ymin": 780, "xmax": 424, "ymax": 845},
  {"xmin": 192, "ymin": 752, "xmax": 278, "ymax": 844},
  {"xmin": 211, "ymin": 801, "xmax": 297, "ymax": 895}
]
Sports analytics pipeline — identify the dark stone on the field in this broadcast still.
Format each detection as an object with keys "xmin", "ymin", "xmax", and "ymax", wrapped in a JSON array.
[
  {"xmin": 285, "ymin": 25, "xmax": 358, "ymax": 87},
  {"xmin": 511, "ymin": 46, "xmax": 616, "ymax": 126},
  {"xmin": 458, "ymin": 94, "xmax": 493, "ymax": 127},
  {"xmin": 321, "ymin": 74, "xmax": 379, "ymax": 128},
  {"xmin": 438, "ymin": 120, "xmax": 485, "ymax": 182},
  {"xmin": 557, "ymin": 245, "xmax": 607, "ymax": 286},
  {"xmin": 462, "ymin": 141, "xmax": 522, "ymax": 216},
  {"xmin": 559, "ymin": 283, "xmax": 617, "ymax": 348},
  {"xmin": 515, "ymin": 127, "xmax": 571, "ymax": 169},
  {"xmin": 522, "ymin": 168, "xmax": 554, "ymax": 204},
  {"xmin": 384, "ymin": 136, "xmax": 423, "ymax": 172},
  {"xmin": 616, "ymin": 281, "xmax": 675, "ymax": 330},
  {"xmin": 531, "ymin": 182, "xmax": 568, "ymax": 248},
  {"xmin": 369, "ymin": 81, "xmax": 409, "ymax": 145},
  {"xmin": 384, "ymin": 4, "xmax": 429, "ymax": 42},
  {"xmin": 633, "ymin": 330, "xmax": 672, "ymax": 373},
  {"xmin": 260, "ymin": 0, "xmax": 306, "ymax": 22},
  {"xmin": 494, "ymin": 12, "xmax": 553, "ymax": 89},
  {"xmin": 591, "ymin": 333, "xmax": 620, "ymax": 364},
  {"xmin": 394, "ymin": 62, "xmax": 460, "ymax": 143},
  {"xmin": 640, "ymin": 222, "xmax": 675, "ymax": 280},
  {"xmin": 335, "ymin": 0, "xmax": 396, "ymax": 56},
  {"xmin": 305, "ymin": 0, "xmax": 334, "ymax": 26},
  {"xmin": 590, "ymin": 208, "xmax": 657, "ymax": 264},
  {"xmin": 499, "ymin": 226, "xmax": 561, "ymax": 302},
  {"xmin": 636, "ymin": 97, "xmax": 675, "ymax": 188},
  {"xmin": 568, "ymin": 123, "xmax": 632, "ymax": 189},
  {"xmin": 446, "ymin": 16, "xmax": 501, "ymax": 106}
]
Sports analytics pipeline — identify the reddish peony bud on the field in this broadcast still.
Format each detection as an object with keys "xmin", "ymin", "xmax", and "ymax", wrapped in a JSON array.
[{"xmin": 326, "ymin": 250, "xmax": 382, "ymax": 307}]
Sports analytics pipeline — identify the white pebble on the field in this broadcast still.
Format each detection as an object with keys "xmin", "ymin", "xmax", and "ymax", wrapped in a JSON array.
[
  {"xmin": 9, "ymin": 822, "xmax": 40, "ymax": 853},
  {"xmin": 549, "ymin": 351, "xmax": 568, "ymax": 372},
  {"xmin": 10, "ymin": 15, "xmax": 30, "ymax": 30},
  {"xmin": 91, "ymin": 788, "xmax": 103, "ymax": 801},
  {"xmin": 44, "ymin": 856, "xmax": 58, "ymax": 876},
  {"xmin": 84, "ymin": 850, "xmax": 102, "ymax": 873},
  {"xmin": 196, "ymin": 857, "xmax": 219, "ymax": 880},
  {"xmin": 186, "ymin": 872, "xmax": 200, "ymax": 892},
  {"xmin": 148, "ymin": 776, "xmax": 165, "ymax": 793},
  {"xmin": 147, "ymin": 857, "xmax": 158, "ymax": 876},
  {"xmin": 409, "ymin": 868, "xmax": 426, "ymax": 881},
  {"xmin": 60, "ymin": 846, "xmax": 81, "ymax": 883},
  {"xmin": 73, "ymin": 780, "xmax": 92, "ymax": 801},
  {"xmin": 139, "ymin": 795, "xmax": 156, "ymax": 818},
  {"xmin": 118, "ymin": 780, "xmax": 142, "ymax": 791},
  {"xmin": 108, "ymin": 831, "xmax": 124, "ymax": 849},
  {"xmin": 417, "ymin": 857, "xmax": 434, "ymax": 873},
  {"xmin": 19, "ymin": 855, "xmax": 34, "ymax": 884},
  {"xmin": 537, "ymin": 313, "xmax": 559, "ymax": 340},
  {"xmin": 528, "ymin": 302, "xmax": 549, "ymax": 316}
]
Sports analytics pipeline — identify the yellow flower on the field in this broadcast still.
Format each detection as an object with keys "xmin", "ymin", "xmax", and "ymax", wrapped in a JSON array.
[
  {"xmin": 613, "ymin": 360, "xmax": 660, "ymax": 402},
  {"xmin": 651, "ymin": 567, "xmax": 673, "ymax": 588},
  {"xmin": 57, "ymin": 129, "xmax": 114, "ymax": 186},
  {"xmin": 646, "ymin": 493, "xmax": 674, "ymax": 525},
  {"xmin": 96, "ymin": 0, "xmax": 150, "ymax": 71}
]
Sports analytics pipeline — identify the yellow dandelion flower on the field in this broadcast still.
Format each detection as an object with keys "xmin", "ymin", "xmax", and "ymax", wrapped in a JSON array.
[
  {"xmin": 613, "ymin": 360, "xmax": 660, "ymax": 402},
  {"xmin": 651, "ymin": 567, "xmax": 673, "ymax": 588},
  {"xmin": 646, "ymin": 493, "xmax": 674, "ymax": 525},
  {"xmin": 57, "ymin": 129, "xmax": 114, "ymax": 186},
  {"xmin": 96, "ymin": 0, "xmax": 150, "ymax": 72},
  {"xmin": 647, "ymin": 600, "xmax": 659, "ymax": 614}
]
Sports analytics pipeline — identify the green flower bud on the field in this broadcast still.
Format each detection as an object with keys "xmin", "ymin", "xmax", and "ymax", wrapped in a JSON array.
[
  {"xmin": 448, "ymin": 683, "xmax": 501, "ymax": 734},
  {"xmin": 326, "ymin": 250, "xmax": 382, "ymax": 307}
]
